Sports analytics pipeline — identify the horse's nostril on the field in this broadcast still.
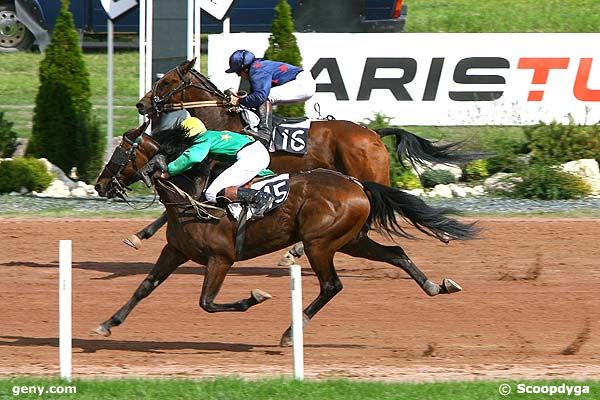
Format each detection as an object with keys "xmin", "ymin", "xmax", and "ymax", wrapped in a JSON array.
[{"xmin": 94, "ymin": 184, "xmax": 103, "ymax": 194}]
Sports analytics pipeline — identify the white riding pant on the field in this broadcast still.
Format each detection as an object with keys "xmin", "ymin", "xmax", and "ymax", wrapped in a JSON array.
[
  {"xmin": 268, "ymin": 71, "xmax": 316, "ymax": 105},
  {"xmin": 205, "ymin": 141, "xmax": 271, "ymax": 202}
]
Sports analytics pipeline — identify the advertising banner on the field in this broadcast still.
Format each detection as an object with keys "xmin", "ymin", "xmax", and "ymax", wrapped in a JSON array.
[{"xmin": 208, "ymin": 33, "xmax": 600, "ymax": 125}]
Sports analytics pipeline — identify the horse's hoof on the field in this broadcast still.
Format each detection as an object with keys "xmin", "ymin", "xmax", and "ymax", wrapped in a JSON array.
[
  {"xmin": 442, "ymin": 278, "xmax": 462, "ymax": 294},
  {"xmin": 92, "ymin": 325, "xmax": 111, "ymax": 337},
  {"xmin": 277, "ymin": 251, "xmax": 295, "ymax": 267},
  {"xmin": 279, "ymin": 334, "xmax": 293, "ymax": 347},
  {"xmin": 123, "ymin": 235, "xmax": 142, "ymax": 250},
  {"xmin": 251, "ymin": 289, "xmax": 272, "ymax": 304}
]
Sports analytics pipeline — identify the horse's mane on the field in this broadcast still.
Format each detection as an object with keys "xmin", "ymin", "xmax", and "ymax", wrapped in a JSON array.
[
  {"xmin": 151, "ymin": 124, "xmax": 197, "ymax": 163},
  {"xmin": 190, "ymin": 69, "xmax": 226, "ymax": 98}
]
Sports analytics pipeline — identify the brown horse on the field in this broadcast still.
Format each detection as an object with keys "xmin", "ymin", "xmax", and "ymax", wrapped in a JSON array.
[
  {"xmin": 129, "ymin": 59, "xmax": 482, "ymax": 259},
  {"xmin": 93, "ymin": 124, "xmax": 477, "ymax": 345}
]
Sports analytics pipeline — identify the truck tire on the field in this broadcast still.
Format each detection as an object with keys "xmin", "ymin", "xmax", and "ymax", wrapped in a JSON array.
[{"xmin": 0, "ymin": 3, "xmax": 34, "ymax": 52}]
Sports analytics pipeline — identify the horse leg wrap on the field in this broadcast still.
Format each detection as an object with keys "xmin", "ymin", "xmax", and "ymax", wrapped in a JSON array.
[{"xmin": 423, "ymin": 280, "xmax": 441, "ymax": 296}]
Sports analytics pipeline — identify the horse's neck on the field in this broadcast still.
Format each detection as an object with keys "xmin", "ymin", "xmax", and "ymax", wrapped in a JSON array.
[{"xmin": 190, "ymin": 108, "xmax": 243, "ymax": 132}]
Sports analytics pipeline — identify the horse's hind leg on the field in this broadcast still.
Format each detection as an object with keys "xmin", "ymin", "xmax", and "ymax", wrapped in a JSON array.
[
  {"xmin": 93, "ymin": 243, "xmax": 188, "ymax": 337},
  {"xmin": 280, "ymin": 245, "xmax": 342, "ymax": 346},
  {"xmin": 123, "ymin": 212, "xmax": 168, "ymax": 250},
  {"xmin": 198, "ymin": 257, "xmax": 272, "ymax": 313},
  {"xmin": 340, "ymin": 235, "xmax": 462, "ymax": 297}
]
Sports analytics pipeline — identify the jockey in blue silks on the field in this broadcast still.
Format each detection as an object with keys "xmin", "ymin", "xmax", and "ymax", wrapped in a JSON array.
[{"xmin": 225, "ymin": 49, "xmax": 316, "ymax": 142}]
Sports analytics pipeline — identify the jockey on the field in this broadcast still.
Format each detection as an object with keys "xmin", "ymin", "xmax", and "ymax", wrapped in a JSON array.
[
  {"xmin": 225, "ymin": 49, "xmax": 316, "ymax": 142},
  {"xmin": 157, "ymin": 117, "xmax": 275, "ymax": 217}
]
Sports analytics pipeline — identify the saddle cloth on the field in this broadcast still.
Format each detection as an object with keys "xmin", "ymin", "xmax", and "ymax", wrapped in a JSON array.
[
  {"xmin": 240, "ymin": 108, "xmax": 310, "ymax": 155},
  {"xmin": 227, "ymin": 173, "xmax": 290, "ymax": 221}
]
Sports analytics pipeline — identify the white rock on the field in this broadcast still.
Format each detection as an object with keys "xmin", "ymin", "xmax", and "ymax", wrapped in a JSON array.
[
  {"xmin": 38, "ymin": 158, "xmax": 77, "ymax": 189},
  {"xmin": 484, "ymin": 173, "xmax": 522, "ymax": 192},
  {"xmin": 70, "ymin": 187, "xmax": 89, "ymax": 197},
  {"xmin": 429, "ymin": 184, "xmax": 454, "ymax": 198},
  {"xmin": 561, "ymin": 159, "xmax": 600, "ymax": 178},
  {"xmin": 561, "ymin": 159, "xmax": 600, "ymax": 195},
  {"xmin": 36, "ymin": 180, "xmax": 71, "ymax": 198},
  {"xmin": 448, "ymin": 183, "xmax": 467, "ymax": 198}
]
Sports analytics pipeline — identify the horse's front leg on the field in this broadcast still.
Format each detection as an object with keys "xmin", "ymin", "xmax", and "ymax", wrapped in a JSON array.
[
  {"xmin": 277, "ymin": 242, "xmax": 305, "ymax": 266},
  {"xmin": 93, "ymin": 244, "xmax": 188, "ymax": 336},
  {"xmin": 123, "ymin": 212, "xmax": 168, "ymax": 249},
  {"xmin": 199, "ymin": 257, "xmax": 272, "ymax": 312}
]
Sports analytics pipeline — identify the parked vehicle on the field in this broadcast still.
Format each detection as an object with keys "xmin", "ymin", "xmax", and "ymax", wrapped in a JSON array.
[{"xmin": 1, "ymin": 0, "xmax": 407, "ymax": 52}]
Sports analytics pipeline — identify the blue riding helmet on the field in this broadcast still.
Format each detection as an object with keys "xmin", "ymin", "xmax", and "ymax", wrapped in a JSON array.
[{"xmin": 225, "ymin": 50, "xmax": 256, "ymax": 74}]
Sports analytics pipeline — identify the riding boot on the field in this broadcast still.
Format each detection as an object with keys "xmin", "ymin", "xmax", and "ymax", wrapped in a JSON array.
[
  {"xmin": 256, "ymin": 101, "xmax": 273, "ymax": 143},
  {"xmin": 227, "ymin": 187, "xmax": 275, "ymax": 217}
]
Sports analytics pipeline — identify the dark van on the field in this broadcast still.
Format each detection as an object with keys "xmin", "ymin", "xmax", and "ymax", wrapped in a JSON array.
[{"xmin": 1, "ymin": 0, "xmax": 407, "ymax": 52}]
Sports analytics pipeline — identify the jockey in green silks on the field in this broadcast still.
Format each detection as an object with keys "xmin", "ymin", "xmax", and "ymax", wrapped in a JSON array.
[{"xmin": 157, "ymin": 117, "xmax": 275, "ymax": 217}]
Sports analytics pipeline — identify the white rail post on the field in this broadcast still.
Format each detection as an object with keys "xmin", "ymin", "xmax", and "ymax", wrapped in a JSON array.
[
  {"xmin": 290, "ymin": 264, "xmax": 304, "ymax": 380},
  {"xmin": 59, "ymin": 240, "xmax": 72, "ymax": 381}
]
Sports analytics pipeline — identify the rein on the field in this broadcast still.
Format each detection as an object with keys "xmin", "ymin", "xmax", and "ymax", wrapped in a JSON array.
[
  {"xmin": 157, "ymin": 179, "xmax": 227, "ymax": 220},
  {"xmin": 163, "ymin": 100, "xmax": 224, "ymax": 112}
]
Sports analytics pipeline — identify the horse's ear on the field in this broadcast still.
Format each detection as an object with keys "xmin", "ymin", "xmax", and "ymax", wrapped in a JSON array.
[{"xmin": 181, "ymin": 58, "xmax": 197, "ymax": 71}]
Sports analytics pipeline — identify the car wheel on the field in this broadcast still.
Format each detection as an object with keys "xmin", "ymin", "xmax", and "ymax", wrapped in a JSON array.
[{"xmin": 0, "ymin": 4, "xmax": 34, "ymax": 52}]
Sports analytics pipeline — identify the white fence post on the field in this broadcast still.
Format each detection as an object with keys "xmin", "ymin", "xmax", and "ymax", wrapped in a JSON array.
[
  {"xmin": 59, "ymin": 240, "xmax": 72, "ymax": 381},
  {"xmin": 290, "ymin": 264, "xmax": 304, "ymax": 380}
]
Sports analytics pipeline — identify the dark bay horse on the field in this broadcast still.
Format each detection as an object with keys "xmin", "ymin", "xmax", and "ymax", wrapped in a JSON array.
[
  {"xmin": 129, "ymin": 59, "xmax": 482, "ymax": 259},
  {"xmin": 93, "ymin": 125, "xmax": 477, "ymax": 345}
]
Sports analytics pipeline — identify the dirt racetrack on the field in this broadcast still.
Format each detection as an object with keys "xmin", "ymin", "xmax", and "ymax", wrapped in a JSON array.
[{"xmin": 0, "ymin": 218, "xmax": 599, "ymax": 381}]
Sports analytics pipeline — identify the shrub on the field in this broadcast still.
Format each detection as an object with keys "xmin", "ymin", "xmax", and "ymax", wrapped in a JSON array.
[
  {"xmin": 484, "ymin": 135, "xmax": 529, "ymax": 174},
  {"xmin": 464, "ymin": 159, "xmax": 489, "ymax": 182},
  {"xmin": 264, "ymin": 0, "xmax": 304, "ymax": 117},
  {"xmin": 0, "ymin": 158, "xmax": 54, "ymax": 194},
  {"xmin": 27, "ymin": 0, "xmax": 104, "ymax": 183},
  {"xmin": 525, "ymin": 121, "xmax": 600, "ymax": 165},
  {"xmin": 509, "ymin": 164, "xmax": 591, "ymax": 200},
  {"xmin": 420, "ymin": 169, "xmax": 456, "ymax": 188},
  {"xmin": 394, "ymin": 168, "xmax": 422, "ymax": 189},
  {"xmin": 0, "ymin": 111, "xmax": 18, "ymax": 158}
]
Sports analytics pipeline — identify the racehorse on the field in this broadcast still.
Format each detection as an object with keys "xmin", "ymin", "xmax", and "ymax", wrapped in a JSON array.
[
  {"xmin": 129, "ymin": 59, "xmax": 483, "ymax": 261},
  {"xmin": 93, "ymin": 124, "xmax": 478, "ymax": 345}
]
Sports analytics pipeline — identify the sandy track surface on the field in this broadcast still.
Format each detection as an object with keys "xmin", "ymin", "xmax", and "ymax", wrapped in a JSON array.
[{"xmin": 0, "ymin": 218, "xmax": 598, "ymax": 381}]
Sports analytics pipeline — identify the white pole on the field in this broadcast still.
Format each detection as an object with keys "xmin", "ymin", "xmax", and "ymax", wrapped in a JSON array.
[
  {"xmin": 59, "ymin": 240, "xmax": 72, "ymax": 381},
  {"xmin": 138, "ymin": 0, "xmax": 146, "ymax": 126},
  {"xmin": 290, "ymin": 264, "xmax": 304, "ymax": 380},
  {"xmin": 106, "ymin": 18, "xmax": 114, "ymax": 163},
  {"xmin": 223, "ymin": 17, "xmax": 230, "ymax": 34},
  {"xmin": 187, "ymin": 0, "xmax": 193, "ymax": 61},
  {"xmin": 145, "ymin": 0, "xmax": 153, "ymax": 101},
  {"xmin": 194, "ymin": 0, "xmax": 201, "ymax": 72}
]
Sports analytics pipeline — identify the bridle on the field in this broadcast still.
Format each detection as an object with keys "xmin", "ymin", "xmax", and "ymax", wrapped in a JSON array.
[
  {"xmin": 103, "ymin": 122, "xmax": 159, "ymax": 209},
  {"xmin": 149, "ymin": 66, "xmax": 228, "ymax": 116}
]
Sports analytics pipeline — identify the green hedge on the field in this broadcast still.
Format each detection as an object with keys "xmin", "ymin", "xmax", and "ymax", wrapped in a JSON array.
[
  {"xmin": 525, "ymin": 121, "xmax": 600, "ymax": 166},
  {"xmin": 0, "ymin": 158, "xmax": 54, "ymax": 194},
  {"xmin": 420, "ymin": 169, "xmax": 456, "ymax": 188},
  {"xmin": 510, "ymin": 164, "xmax": 591, "ymax": 200}
]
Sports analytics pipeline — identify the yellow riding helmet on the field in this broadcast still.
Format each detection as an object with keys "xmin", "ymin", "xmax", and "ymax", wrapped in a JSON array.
[{"xmin": 181, "ymin": 117, "xmax": 207, "ymax": 137}]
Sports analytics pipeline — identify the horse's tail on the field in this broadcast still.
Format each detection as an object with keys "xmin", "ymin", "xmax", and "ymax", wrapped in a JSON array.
[
  {"xmin": 361, "ymin": 180, "xmax": 478, "ymax": 242},
  {"xmin": 375, "ymin": 127, "xmax": 488, "ymax": 168}
]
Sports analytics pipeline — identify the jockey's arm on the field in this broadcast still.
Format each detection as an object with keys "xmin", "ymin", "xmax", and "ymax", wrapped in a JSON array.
[
  {"xmin": 240, "ymin": 70, "xmax": 272, "ymax": 108},
  {"xmin": 166, "ymin": 140, "xmax": 211, "ymax": 176}
]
